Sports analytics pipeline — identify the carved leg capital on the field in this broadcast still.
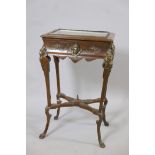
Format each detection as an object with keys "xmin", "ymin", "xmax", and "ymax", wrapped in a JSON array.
[{"xmin": 103, "ymin": 43, "xmax": 115, "ymax": 70}]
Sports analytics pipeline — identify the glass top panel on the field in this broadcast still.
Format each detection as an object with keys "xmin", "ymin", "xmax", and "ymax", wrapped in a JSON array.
[{"xmin": 53, "ymin": 29, "xmax": 109, "ymax": 37}]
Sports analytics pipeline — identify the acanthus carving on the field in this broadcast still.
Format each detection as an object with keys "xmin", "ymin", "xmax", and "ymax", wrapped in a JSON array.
[
  {"xmin": 103, "ymin": 44, "xmax": 115, "ymax": 69},
  {"xmin": 40, "ymin": 45, "xmax": 50, "ymax": 73},
  {"xmin": 40, "ymin": 45, "xmax": 47, "ymax": 57}
]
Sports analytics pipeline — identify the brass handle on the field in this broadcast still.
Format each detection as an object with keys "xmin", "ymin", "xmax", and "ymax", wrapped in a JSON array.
[{"xmin": 71, "ymin": 43, "xmax": 80, "ymax": 56}]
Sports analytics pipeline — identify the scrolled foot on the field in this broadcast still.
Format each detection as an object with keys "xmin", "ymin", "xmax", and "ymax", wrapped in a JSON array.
[
  {"xmin": 54, "ymin": 115, "xmax": 59, "ymax": 120},
  {"xmin": 39, "ymin": 133, "xmax": 46, "ymax": 139},
  {"xmin": 103, "ymin": 120, "xmax": 109, "ymax": 126},
  {"xmin": 99, "ymin": 141, "xmax": 106, "ymax": 148},
  {"xmin": 54, "ymin": 100, "xmax": 61, "ymax": 120},
  {"xmin": 39, "ymin": 106, "xmax": 51, "ymax": 139},
  {"xmin": 96, "ymin": 119, "xmax": 106, "ymax": 148}
]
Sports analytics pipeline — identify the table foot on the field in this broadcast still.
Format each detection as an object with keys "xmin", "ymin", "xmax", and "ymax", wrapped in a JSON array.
[
  {"xmin": 39, "ymin": 133, "xmax": 46, "ymax": 139},
  {"xmin": 99, "ymin": 141, "xmax": 106, "ymax": 148},
  {"xmin": 54, "ymin": 99, "xmax": 61, "ymax": 120},
  {"xmin": 96, "ymin": 119, "xmax": 105, "ymax": 148},
  {"xmin": 54, "ymin": 109, "xmax": 60, "ymax": 120},
  {"xmin": 103, "ymin": 120, "xmax": 109, "ymax": 126},
  {"xmin": 39, "ymin": 106, "xmax": 51, "ymax": 139},
  {"xmin": 54, "ymin": 115, "xmax": 59, "ymax": 120}
]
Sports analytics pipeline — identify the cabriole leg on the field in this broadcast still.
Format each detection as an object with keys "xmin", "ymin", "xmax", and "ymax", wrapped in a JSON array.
[
  {"xmin": 96, "ymin": 44, "xmax": 114, "ymax": 147},
  {"xmin": 39, "ymin": 46, "xmax": 52, "ymax": 139},
  {"xmin": 53, "ymin": 56, "xmax": 61, "ymax": 120}
]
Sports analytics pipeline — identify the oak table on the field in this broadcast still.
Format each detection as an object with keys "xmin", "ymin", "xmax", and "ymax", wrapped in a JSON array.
[{"xmin": 39, "ymin": 29, "xmax": 115, "ymax": 148}]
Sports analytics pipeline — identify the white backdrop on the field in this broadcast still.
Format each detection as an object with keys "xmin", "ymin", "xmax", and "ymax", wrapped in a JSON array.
[{"xmin": 27, "ymin": 0, "xmax": 128, "ymax": 155}]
